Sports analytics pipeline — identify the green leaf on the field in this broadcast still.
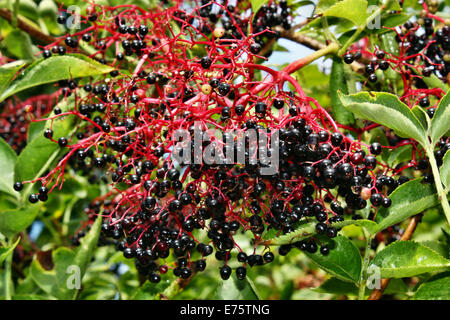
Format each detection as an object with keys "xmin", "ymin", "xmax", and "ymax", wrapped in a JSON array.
[
  {"xmin": 305, "ymin": 236, "xmax": 362, "ymax": 283},
  {"xmin": 338, "ymin": 91, "xmax": 428, "ymax": 146},
  {"xmin": 0, "ymin": 54, "xmax": 114, "ymax": 102},
  {"xmin": 441, "ymin": 150, "xmax": 450, "ymax": 190},
  {"xmin": 215, "ymin": 275, "xmax": 259, "ymax": 299},
  {"xmin": 315, "ymin": 277, "xmax": 358, "ymax": 295},
  {"xmin": 13, "ymin": 0, "xmax": 38, "ymax": 21},
  {"xmin": 27, "ymin": 121, "xmax": 46, "ymax": 143},
  {"xmin": 38, "ymin": 0, "xmax": 63, "ymax": 35},
  {"xmin": 0, "ymin": 138, "xmax": 17, "ymax": 196},
  {"xmin": 0, "ymin": 205, "xmax": 41, "ymax": 237},
  {"xmin": 330, "ymin": 57, "xmax": 355, "ymax": 125},
  {"xmin": 316, "ymin": 0, "xmax": 335, "ymax": 13},
  {"xmin": 332, "ymin": 219, "xmax": 379, "ymax": 235},
  {"xmin": 414, "ymin": 272, "xmax": 450, "ymax": 300},
  {"xmin": 422, "ymin": 74, "xmax": 449, "ymax": 92},
  {"xmin": 133, "ymin": 279, "xmax": 173, "ymax": 300},
  {"xmin": 73, "ymin": 215, "xmax": 102, "ymax": 277},
  {"xmin": 430, "ymin": 90, "xmax": 450, "ymax": 145},
  {"xmin": 376, "ymin": 178, "xmax": 439, "ymax": 232},
  {"xmin": 387, "ymin": 144, "xmax": 413, "ymax": 167},
  {"xmin": 411, "ymin": 105, "xmax": 429, "ymax": 133},
  {"xmin": 371, "ymin": 241, "xmax": 450, "ymax": 278},
  {"xmin": 264, "ymin": 221, "xmax": 316, "ymax": 245},
  {"xmin": 0, "ymin": 60, "xmax": 26, "ymax": 96},
  {"xmin": 30, "ymin": 248, "xmax": 76, "ymax": 300},
  {"xmin": 380, "ymin": 31, "xmax": 399, "ymax": 57},
  {"xmin": 3, "ymin": 30, "xmax": 36, "ymax": 61},
  {"xmin": 12, "ymin": 294, "xmax": 50, "ymax": 300},
  {"xmin": 384, "ymin": 278, "xmax": 408, "ymax": 294},
  {"xmin": 322, "ymin": 0, "xmax": 369, "ymax": 26},
  {"xmin": 15, "ymin": 112, "xmax": 75, "ymax": 184},
  {"xmin": 250, "ymin": 0, "xmax": 269, "ymax": 16},
  {"xmin": 421, "ymin": 240, "xmax": 449, "ymax": 259},
  {"xmin": 266, "ymin": 219, "xmax": 378, "ymax": 245},
  {"xmin": 0, "ymin": 237, "xmax": 21, "ymax": 264}
]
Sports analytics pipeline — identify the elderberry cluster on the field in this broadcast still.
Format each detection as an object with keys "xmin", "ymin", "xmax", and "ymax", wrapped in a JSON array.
[{"xmin": 10, "ymin": 2, "xmax": 404, "ymax": 284}]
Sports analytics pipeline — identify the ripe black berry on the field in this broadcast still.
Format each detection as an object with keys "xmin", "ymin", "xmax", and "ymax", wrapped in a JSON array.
[
  {"xmin": 237, "ymin": 252, "xmax": 247, "ymax": 262},
  {"xmin": 263, "ymin": 251, "xmax": 274, "ymax": 263},
  {"xmin": 250, "ymin": 43, "xmax": 261, "ymax": 54},
  {"xmin": 29, "ymin": 193, "xmax": 39, "ymax": 203},
  {"xmin": 13, "ymin": 182, "xmax": 23, "ymax": 191},
  {"xmin": 343, "ymin": 54, "xmax": 354, "ymax": 64},
  {"xmin": 236, "ymin": 266, "xmax": 246, "ymax": 280},
  {"xmin": 368, "ymin": 73, "xmax": 378, "ymax": 83},
  {"xmin": 370, "ymin": 142, "xmax": 382, "ymax": 155},
  {"xmin": 195, "ymin": 259, "xmax": 206, "ymax": 271},
  {"xmin": 370, "ymin": 193, "xmax": 382, "ymax": 206},
  {"xmin": 217, "ymin": 82, "xmax": 231, "ymax": 96},
  {"xmin": 381, "ymin": 197, "xmax": 392, "ymax": 208},
  {"xmin": 149, "ymin": 273, "xmax": 161, "ymax": 283},
  {"xmin": 326, "ymin": 227, "xmax": 337, "ymax": 238},
  {"xmin": 220, "ymin": 265, "xmax": 232, "ymax": 280},
  {"xmin": 43, "ymin": 50, "xmax": 52, "ymax": 59},
  {"xmin": 320, "ymin": 245, "xmax": 330, "ymax": 255},
  {"xmin": 58, "ymin": 137, "xmax": 68, "ymax": 147},
  {"xmin": 200, "ymin": 56, "xmax": 212, "ymax": 69}
]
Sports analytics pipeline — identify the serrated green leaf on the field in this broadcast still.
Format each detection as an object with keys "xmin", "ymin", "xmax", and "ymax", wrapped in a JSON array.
[
  {"xmin": 330, "ymin": 58, "xmax": 355, "ymax": 125},
  {"xmin": 15, "ymin": 110, "xmax": 75, "ymax": 184},
  {"xmin": 411, "ymin": 105, "xmax": 430, "ymax": 133},
  {"xmin": 0, "ymin": 138, "xmax": 17, "ymax": 196},
  {"xmin": 30, "ymin": 248, "xmax": 76, "ymax": 300},
  {"xmin": 305, "ymin": 236, "xmax": 362, "ymax": 283},
  {"xmin": 376, "ymin": 178, "xmax": 439, "ymax": 232},
  {"xmin": 338, "ymin": 91, "xmax": 428, "ymax": 146},
  {"xmin": 250, "ymin": 0, "xmax": 269, "ymax": 16},
  {"xmin": 315, "ymin": 277, "xmax": 358, "ymax": 295},
  {"xmin": 430, "ymin": 90, "xmax": 450, "ymax": 145},
  {"xmin": 371, "ymin": 241, "xmax": 450, "ymax": 278},
  {"xmin": 4, "ymin": 30, "xmax": 36, "ymax": 61},
  {"xmin": 0, "ymin": 205, "xmax": 41, "ymax": 238},
  {"xmin": 387, "ymin": 144, "xmax": 412, "ymax": 167},
  {"xmin": 333, "ymin": 219, "xmax": 379, "ymax": 235},
  {"xmin": 73, "ymin": 214, "xmax": 102, "ymax": 277},
  {"xmin": 266, "ymin": 219, "xmax": 378, "ymax": 245},
  {"xmin": 414, "ymin": 272, "xmax": 450, "ymax": 300},
  {"xmin": 0, "ymin": 60, "xmax": 26, "ymax": 96},
  {"xmin": 316, "ymin": 0, "xmax": 335, "ymax": 13},
  {"xmin": 422, "ymin": 74, "xmax": 449, "ymax": 92},
  {"xmin": 133, "ymin": 279, "xmax": 173, "ymax": 300},
  {"xmin": 215, "ymin": 275, "xmax": 259, "ymax": 300},
  {"xmin": 421, "ymin": 240, "xmax": 449, "ymax": 259},
  {"xmin": 0, "ymin": 54, "xmax": 114, "ymax": 102},
  {"xmin": 322, "ymin": 0, "xmax": 369, "ymax": 26},
  {"xmin": 264, "ymin": 221, "xmax": 316, "ymax": 245}
]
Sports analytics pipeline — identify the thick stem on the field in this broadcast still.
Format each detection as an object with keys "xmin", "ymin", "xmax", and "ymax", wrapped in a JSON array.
[
  {"xmin": 426, "ymin": 146, "xmax": 450, "ymax": 225},
  {"xmin": 0, "ymin": 8, "xmax": 56, "ymax": 44},
  {"xmin": 4, "ymin": 241, "xmax": 13, "ymax": 300},
  {"xmin": 283, "ymin": 42, "xmax": 339, "ymax": 75}
]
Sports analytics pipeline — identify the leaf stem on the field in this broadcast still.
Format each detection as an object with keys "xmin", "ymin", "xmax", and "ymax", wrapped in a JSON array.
[
  {"xmin": 426, "ymin": 146, "xmax": 450, "ymax": 225},
  {"xmin": 283, "ymin": 42, "xmax": 339, "ymax": 75},
  {"xmin": 4, "ymin": 239, "xmax": 13, "ymax": 300},
  {"xmin": 358, "ymin": 230, "xmax": 373, "ymax": 300}
]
